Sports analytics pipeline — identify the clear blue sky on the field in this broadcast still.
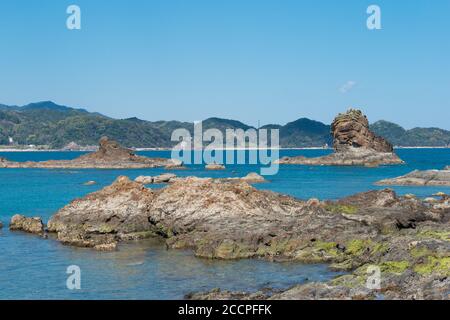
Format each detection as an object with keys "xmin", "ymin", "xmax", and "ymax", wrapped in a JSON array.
[{"xmin": 0, "ymin": 0, "xmax": 449, "ymax": 129}]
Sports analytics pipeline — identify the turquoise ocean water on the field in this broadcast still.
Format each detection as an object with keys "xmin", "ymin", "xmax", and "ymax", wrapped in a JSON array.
[{"xmin": 0, "ymin": 149, "xmax": 449, "ymax": 299}]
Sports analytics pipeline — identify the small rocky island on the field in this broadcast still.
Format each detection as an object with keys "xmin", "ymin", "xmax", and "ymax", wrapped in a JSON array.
[
  {"xmin": 277, "ymin": 109, "xmax": 404, "ymax": 166},
  {"xmin": 9, "ymin": 174, "xmax": 448, "ymax": 299},
  {"xmin": 0, "ymin": 137, "xmax": 178, "ymax": 169},
  {"xmin": 377, "ymin": 166, "xmax": 450, "ymax": 186}
]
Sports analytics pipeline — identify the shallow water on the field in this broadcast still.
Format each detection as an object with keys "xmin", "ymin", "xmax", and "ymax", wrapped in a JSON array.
[{"xmin": 0, "ymin": 148, "xmax": 449, "ymax": 299}]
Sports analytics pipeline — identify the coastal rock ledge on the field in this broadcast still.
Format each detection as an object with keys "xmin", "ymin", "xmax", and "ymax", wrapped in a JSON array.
[
  {"xmin": 0, "ymin": 137, "xmax": 176, "ymax": 169},
  {"xmin": 277, "ymin": 109, "xmax": 404, "ymax": 166},
  {"xmin": 46, "ymin": 176, "xmax": 449, "ymax": 299},
  {"xmin": 376, "ymin": 167, "xmax": 450, "ymax": 186}
]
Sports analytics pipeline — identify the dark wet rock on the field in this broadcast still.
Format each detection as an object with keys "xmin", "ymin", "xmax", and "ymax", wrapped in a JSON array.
[
  {"xmin": 186, "ymin": 288, "xmax": 268, "ymax": 300},
  {"xmin": 377, "ymin": 169, "xmax": 450, "ymax": 186},
  {"xmin": 0, "ymin": 221, "xmax": 3, "ymax": 229},
  {"xmin": 277, "ymin": 109, "xmax": 404, "ymax": 166},
  {"xmin": 0, "ymin": 137, "xmax": 173, "ymax": 169},
  {"xmin": 9, "ymin": 214, "xmax": 45, "ymax": 235}
]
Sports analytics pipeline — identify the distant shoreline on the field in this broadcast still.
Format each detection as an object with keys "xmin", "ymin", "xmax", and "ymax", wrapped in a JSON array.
[{"xmin": 0, "ymin": 146, "xmax": 449, "ymax": 152}]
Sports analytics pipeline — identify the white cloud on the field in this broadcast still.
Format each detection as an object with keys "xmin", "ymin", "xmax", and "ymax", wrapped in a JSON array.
[{"xmin": 339, "ymin": 81, "xmax": 356, "ymax": 94}]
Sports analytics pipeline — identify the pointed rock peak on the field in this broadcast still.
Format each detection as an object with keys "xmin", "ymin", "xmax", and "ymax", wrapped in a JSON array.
[{"xmin": 331, "ymin": 109, "xmax": 393, "ymax": 153}]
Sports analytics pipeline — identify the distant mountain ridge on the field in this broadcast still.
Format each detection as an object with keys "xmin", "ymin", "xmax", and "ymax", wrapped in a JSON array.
[{"xmin": 0, "ymin": 101, "xmax": 449, "ymax": 148}]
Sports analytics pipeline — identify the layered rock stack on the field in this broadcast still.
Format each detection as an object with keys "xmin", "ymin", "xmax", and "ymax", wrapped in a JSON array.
[
  {"xmin": 277, "ymin": 109, "xmax": 404, "ymax": 166},
  {"xmin": 331, "ymin": 109, "xmax": 393, "ymax": 153}
]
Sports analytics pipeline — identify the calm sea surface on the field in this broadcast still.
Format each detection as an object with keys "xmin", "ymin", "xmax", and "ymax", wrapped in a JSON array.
[{"xmin": 0, "ymin": 148, "xmax": 449, "ymax": 299}]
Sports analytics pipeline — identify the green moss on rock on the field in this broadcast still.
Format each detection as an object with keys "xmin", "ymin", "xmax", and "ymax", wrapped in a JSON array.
[
  {"xmin": 414, "ymin": 256, "xmax": 450, "ymax": 276},
  {"xmin": 325, "ymin": 204, "xmax": 358, "ymax": 215}
]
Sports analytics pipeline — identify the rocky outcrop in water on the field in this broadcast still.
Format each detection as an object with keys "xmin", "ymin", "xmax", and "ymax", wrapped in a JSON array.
[
  {"xmin": 0, "ymin": 137, "xmax": 175, "ymax": 169},
  {"xmin": 332, "ymin": 109, "xmax": 393, "ymax": 153},
  {"xmin": 376, "ymin": 168, "xmax": 450, "ymax": 186},
  {"xmin": 277, "ymin": 109, "xmax": 404, "ymax": 166},
  {"xmin": 134, "ymin": 172, "xmax": 266, "ymax": 185},
  {"xmin": 9, "ymin": 214, "xmax": 45, "ymax": 235},
  {"xmin": 46, "ymin": 176, "xmax": 449, "ymax": 299},
  {"xmin": 205, "ymin": 163, "xmax": 226, "ymax": 170}
]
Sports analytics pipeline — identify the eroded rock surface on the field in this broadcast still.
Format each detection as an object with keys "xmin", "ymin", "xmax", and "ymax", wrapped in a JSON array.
[
  {"xmin": 47, "ymin": 176, "xmax": 156, "ymax": 249},
  {"xmin": 0, "ymin": 137, "xmax": 174, "ymax": 169},
  {"xmin": 377, "ymin": 169, "xmax": 450, "ymax": 186},
  {"xmin": 46, "ymin": 176, "xmax": 449, "ymax": 298},
  {"xmin": 9, "ymin": 214, "xmax": 45, "ymax": 234},
  {"xmin": 277, "ymin": 109, "xmax": 403, "ymax": 166}
]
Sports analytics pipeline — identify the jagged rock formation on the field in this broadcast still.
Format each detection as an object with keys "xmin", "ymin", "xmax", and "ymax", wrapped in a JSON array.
[
  {"xmin": 376, "ymin": 168, "xmax": 450, "ymax": 186},
  {"xmin": 9, "ymin": 214, "xmax": 45, "ymax": 234},
  {"xmin": 45, "ymin": 176, "xmax": 449, "ymax": 299},
  {"xmin": 332, "ymin": 109, "xmax": 394, "ymax": 153},
  {"xmin": 277, "ymin": 109, "xmax": 404, "ymax": 166},
  {"xmin": 0, "ymin": 137, "xmax": 175, "ymax": 169}
]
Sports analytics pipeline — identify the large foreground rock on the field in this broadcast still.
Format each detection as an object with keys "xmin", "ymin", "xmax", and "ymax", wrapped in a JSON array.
[
  {"xmin": 0, "ymin": 137, "xmax": 175, "ymax": 169},
  {"xmin": 376, "ymin": 169, "xmax": 450, "ymax": 186},
  {"xmin": 47, "ymin": 176, "xmax": 449, "ymax": 298},
  {"xmin": 277, "ymin": 109, "xmax": 404, "ymax": 166},
  {"xmin": 9, "ymin": 214, "xmax": 45, "ymax": 234}
]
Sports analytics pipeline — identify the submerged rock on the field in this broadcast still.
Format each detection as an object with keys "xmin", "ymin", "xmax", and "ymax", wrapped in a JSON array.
[
  {"xmin": 83, "ymin": 180, "xmax": 97, "ymax": 186},
  {"xmin": 376, "ymin": 169, "xmax": 450, "ymax": 186},
  {"xmin": 277, "ymin": 109, "xmax": 404, "ymax": 166},
  {"xmin": 9, "ymin": 214, "xmax": 45, "ymax": 235},
  {"xmin": 0, "ymin": 137, "xmax": 173, "ymax": 169}
]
